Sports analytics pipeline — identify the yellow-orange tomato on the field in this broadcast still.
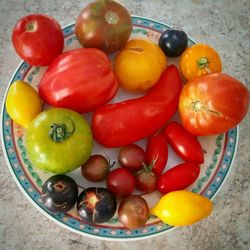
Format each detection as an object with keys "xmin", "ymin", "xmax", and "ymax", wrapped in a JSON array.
[
  {"xmin": 114, "ymin": 38, "xmax": 167, "ymax": 92},
  {"xmin": 179, "ymin": 43, "xmax": 222, "ymax": 81}
]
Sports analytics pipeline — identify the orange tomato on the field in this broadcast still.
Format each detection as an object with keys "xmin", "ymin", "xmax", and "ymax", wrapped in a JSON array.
[
  {"xmin": 114, "ymin": 38, "xmax": 167, "ymax": 92},
  {"xmin": 179, "ymin": 43, "xmax": 222, "ymax": 81}
]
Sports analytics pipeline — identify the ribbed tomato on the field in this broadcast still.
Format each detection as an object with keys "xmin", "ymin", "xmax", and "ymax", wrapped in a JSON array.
[{"xmin": 179, "ymin": 73, "xmax": 249, "ymax": 135}]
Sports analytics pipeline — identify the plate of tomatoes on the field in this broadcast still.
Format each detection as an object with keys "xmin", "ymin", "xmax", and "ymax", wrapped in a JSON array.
[{"xmin": 1, "ymin": 0, "xmax": 249, "ymax": 241}]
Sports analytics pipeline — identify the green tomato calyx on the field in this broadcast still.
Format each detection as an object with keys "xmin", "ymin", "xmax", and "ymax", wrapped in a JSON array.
[
  {"xmin": 197, "ymin": 57, "xmax": 211, "ymax": 72},
  {"xmin": 49, "ymin": 117, "xmax": 75, "ymax": 143}
]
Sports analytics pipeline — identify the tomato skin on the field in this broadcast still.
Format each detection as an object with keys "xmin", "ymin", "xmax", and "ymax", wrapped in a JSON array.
[
  {"xmin": 12, "ymin": 14, "xmax": 64, "ymax": 66},
  {"xmin": 135, "ymin": 168, "xmax": 157, "ymax": 193},
  {"xmin": 106, "ymin": 168, "xmax": 135, "ymax": 197},
  {"xmin": 179, "ymin": 73, "xmax": 250, "ymax": 135},
  {"xmin": 157, "ymin": 162, "xmax": 200, "ymax": 194},
  {"xmin": 179, "ymin": 43, "xmax": 222, "ymax": 81},
  {"xmin": 163, "ymin": 122, "xmax": 204, "ymax": 163},
  {"xmin": 38, "ymin": 48, "xmax": 118, "ymax": 113},
  {"xmin": 92, "ymin": 65, "xmax": 183, "ymax": 147},
  {"xmin": 146, "ymin": 133, "xmax": 168, "ymax": 176},
  {"xmin": 26, "ymin": 108, "xmax": 93, "ymax": 174},
  {"xmin": 6, "ymin": 80, "xmax": 43, "ymax": 128},
  {"xmin": 114, "ymin": 38, "xmax": 167, "ymax": 92},
  {"xmin": 118, "ymin": 144, "xmax": 146, "ymax": 172},
  {"xmin": 75, "ymin": 0, "xmax": 132, "ymax": 54}
]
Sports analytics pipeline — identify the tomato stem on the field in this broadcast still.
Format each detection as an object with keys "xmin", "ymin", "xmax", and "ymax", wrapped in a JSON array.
[
  {"xmin": 49, "ymin": 117, "xmax": 75, "ymax": 143},
  {"xmin": 197, "ymin": 57, "xmax": 210, "ymax": 70},
  {"xmin": 26, "ymin": 21, "xmax": 37, "ymax": 32}
]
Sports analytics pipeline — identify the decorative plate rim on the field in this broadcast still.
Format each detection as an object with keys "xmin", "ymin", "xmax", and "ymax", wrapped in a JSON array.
[{"xmin": 1, "ymin": 15, "xmax": 238, "ymax": 241}]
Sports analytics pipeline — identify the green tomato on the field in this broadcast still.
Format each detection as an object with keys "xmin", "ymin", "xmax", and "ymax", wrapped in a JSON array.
[{"xmin": 26, "ymin": 108, "xmax": 93, "ymax": 174}]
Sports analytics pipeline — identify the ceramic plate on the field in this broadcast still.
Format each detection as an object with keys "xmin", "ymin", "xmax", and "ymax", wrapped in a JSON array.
[{"xmin": 1, "ymin": 16, "xmax": 238, "ymax": 241}]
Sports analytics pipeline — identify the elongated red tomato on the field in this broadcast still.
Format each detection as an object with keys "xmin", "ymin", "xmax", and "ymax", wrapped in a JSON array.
[
  {"xmin": 158, "ymin": 162, "xmax": 200, "ymax": 194},
  {"xmin": 39, "ymin": 48, "xmax": 118, "ymax": 113},
  {"xmin": 163, "ymin": 121, "xmax": 204, "ymax": 163},
  {"xmin": 146, "ymin": 132, "xmax": 168, "ymax": 176},
  {"xmin": 179, "ymin": 73, "xmax": 249, "ymax": 135},
  {"xmin": 92, "ymin": 65, "xmax": 183, "ymax": 147}
]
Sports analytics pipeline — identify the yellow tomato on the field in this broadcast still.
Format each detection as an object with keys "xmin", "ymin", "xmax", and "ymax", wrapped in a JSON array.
[
  {"xmin": 179, "ymin": 43, "xmax": 222, "ymax": 81},
  {"xmin": 150, "ymin": 190, "xmax": 212, "ymax": 226},
  {"xmin": 114, "ymin": 38, "xmax": 167, "ymax": 92},
  {"xmin": 6, "ymin": 80, "xmax": 43, "ymax": 128}
]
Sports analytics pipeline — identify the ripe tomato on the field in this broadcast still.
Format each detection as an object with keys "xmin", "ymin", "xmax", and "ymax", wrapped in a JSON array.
[
  {"xmin": 92, "ymin": 65, "xmax": 182, "ymax": 147},
  {"xmin": 146, "ymin": 132, "xmax": 168, "ymax": 176},
  {"xmin": 118, "ymin": 195, "xmax": 149, "ymax": 229},
  {"xmin": 179, "ymin": 43, "xmax": 222, "ymax": 81},
  {"xmin": 118, "ymin": 144, "xmax": 146, "ymax": 172},
  {"xmin": 163, "ymin": 122, "xmax": 204, "ymax": 163},
  {"xmin": 106, "ymin": 168, "xmax": 135, "ymax": 197},
  {"xmin": 75, "ymin": 0, "xmax": 132, "ymax": 54},
  {"xmin": 26, "ymin": 108, "xmax": 93, "ymax": 174},
  {"xmin": 6, "ymin": 80, "xmax": 43, "ymax": 128},
  {"xmin": 179, "ymin": 73, "xmax": 250, "ymax": 135},
  {"xmin": 12, "ymin": 14, "xmax": 64, "ymax": 66},
  {"xmin": 157, "ymin": 162, "xmax": 200, "ymax": 194},
  {"xmin": 135, "ymin": 163, "xmax": 158, "ymax": 193},
  {"xmin": 114, "ymin": 38, "xmax": 167, "ymax": 92},
  {"xmin": 39, "ymin": 48, "xmax": 118, "ymax": 113}
]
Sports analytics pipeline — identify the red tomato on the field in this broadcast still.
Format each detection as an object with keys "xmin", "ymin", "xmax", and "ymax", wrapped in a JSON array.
[
  {"xmin": 38, "ymin": 48, "xmax": 118, "ymax": 113},
  {"xmin": 157, "ymin": 162, "xmax": 200, "ymax": 194},
  {"xmin": 135, "ymin": 164, "xmax": 158, "ymax": 193},
  {"xmin": 163, "ymin": 122, "xmax": 204, "ymax": 163},
  {"xmin": 12, "ymin": 14, "xmax": 64, "ymax": 66},
  {"xmin": 106, "ymin": 168, "xmax": 135, "ymax": 197},
  {"xmin": 118, "ymin": 144, "xmax": 146, "ymax": 172},
  {"xmin": 92, "ymin": 65, "xmax": 183, "ymax": 147},
  {"xmin": 179, "ymin": 73, "xmax": 249, "ymax": 135},
  {"xmin": 75, "ymin": 0, "xmax": 132, "ymax": 54},
  {"xmin": 146, "ymin": 132, "xmax": 168, "ymax": 176}
]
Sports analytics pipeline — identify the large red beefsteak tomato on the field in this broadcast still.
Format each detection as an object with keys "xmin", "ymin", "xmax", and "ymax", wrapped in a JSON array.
[
  {"xmin": 38, "ymin": 48, "xmax": 118, "ymax": 113},
  {"xmin": 179, "ymin": 73, "xmax": 249, "ymax": 135}
]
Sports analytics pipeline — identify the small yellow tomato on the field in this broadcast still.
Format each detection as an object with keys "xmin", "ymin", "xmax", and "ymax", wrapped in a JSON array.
[
  {"xmin": 150, "ymin": 190, "xmax": 212, "ymax": 226},
  {"xmin": 179, "ymin": 43, "xmax": 222, "ymax": 81},
  {"xmin": 114, "ymin": 38, "xmax": 167, "ymax": 92},
  {"xmin": 6, "ymin": 80, "xmax": 43, "ymax": 128}
]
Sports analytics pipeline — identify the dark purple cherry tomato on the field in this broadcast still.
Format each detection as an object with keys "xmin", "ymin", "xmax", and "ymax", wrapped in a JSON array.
[
  {"xmin": 42, "ymin": 175, "xmax": 78, "ymax": 213},
  {"xmin": 77, "ymin": 187, "xmax": 116, "ymax": 224},
  {"xmin": 163, "ymin": 121, "xmax": 204, "ymax": 163},
  {"xmin": 81, "ymin": 154, "xmax": 115, "ymax": 182},
  {"xmin": 159, "ymin": 29, "xmax": 188, "ymax": 57},
  {"xmin": 118, "ymin": 195, "xmax": 149, "ymax": 229},
  {"xmin": 135, "ymin": 163, "xmax": 158, "ymax": 194},
  {"xmin": 118, "ymin": 144, "xmax": 146, "ymax": 172},
  {"xmin": 106, "ymin": 168, "xmax": 135, "ymax": 197},
  {"xmin": 157, "ymin": 162, "xmax": 200, "ymax": 194},
  {"xmin": 146, "ymin": 132, "xmax": 168, "ymax": 176}
]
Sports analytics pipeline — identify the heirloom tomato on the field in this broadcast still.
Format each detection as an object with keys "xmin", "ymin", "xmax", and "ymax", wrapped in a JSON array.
[
  {"xmin": 157, "ymin": 162, "xmax": 200, "ymax": 194},
  {"xmin": 26, "ymin": 108, "xmax": 93, "ymax": 174},
  {"xmin": 163, "ymin": 122, "xmax": 204, "ymax": 163},
  {"xmin": 118, "ymin": 195, "xmax": 149, "ymax": 229},
  {"xmin": 106, "ymin": 168, "xmax": 135, "ymax": 197},
  {"xmin": 38, "ymin": 48, "xmax": 118, "ymax": 113},
  {"xmin": 179, "ymin": 73, "xmax": 250, "ymax": 135},
  {"xmin": 6, "ymin": 80, "xmax": 43, "ymax": 128},
  {"xmin": 179, "ymin": 43, "xmax": 222, "ymax": 81},
  {"xmin": 146, "ymin": 132, "xmax": 168, "ymax": 176},
  {"xmin": 150, "ymin": 190, "xmax": 212, "ymax": 226},
  {"xmin": 12, "ymin": 14, "xmax": 64, "ymax": 66},
  {"xmin": 114, "ymin": 38, "xmax": 167, "ymax": 92},
  {"xmin": 75, "ymin": 0, "xmax": 132, "ymax": 54},
  {"xmin": 92, "ymin": 65, "xmax": 182, "ymax": 147}
]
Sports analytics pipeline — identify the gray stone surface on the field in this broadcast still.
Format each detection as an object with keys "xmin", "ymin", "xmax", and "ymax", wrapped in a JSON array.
[{"xmin": 0, "ymin": 0, "xmax": 249, "ymax": 249}]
